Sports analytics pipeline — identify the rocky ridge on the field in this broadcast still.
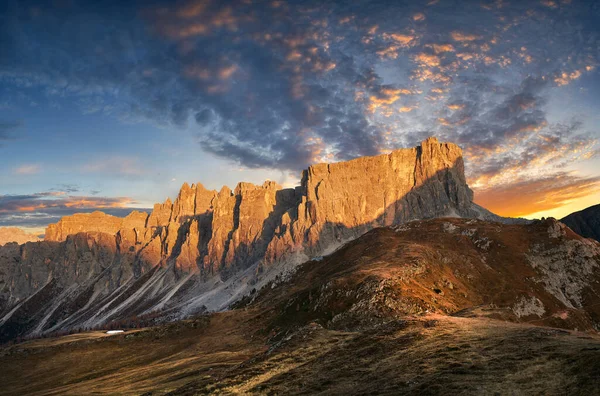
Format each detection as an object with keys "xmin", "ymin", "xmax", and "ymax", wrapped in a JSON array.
[
  {"xmin": 0, "ymin": 138, "xmax": 509, "ymax": 341},
  {"xmin": 43, "ymin": 137, "xmax": 487, "ymax": 274}
]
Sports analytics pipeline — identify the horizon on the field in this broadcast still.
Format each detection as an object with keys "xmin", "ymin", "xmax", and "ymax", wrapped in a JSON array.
[
  {"xmin": 1, "ymin": 0, "xmax": 599, "ymax": 233},
  {"xmin": 12, "ymin": 136, "xmax": 599, "ymax": 238}
]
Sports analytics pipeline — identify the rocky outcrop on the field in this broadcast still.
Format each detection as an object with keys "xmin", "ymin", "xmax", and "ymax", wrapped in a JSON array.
[
  {"xmin": 263, "ymin": 137, "xmax": 478, "ymax": 263},
  {"xmin": 0, "ymin": 227, "xmax": 41, "ymax": 246},
  {"xmin": 45, "ymin": 211, "xmax": 148, "ymax": 242},
  {"xmin": 561, "ymin": 204, "xmax": 600, "ymax": 242},
  {"xmin": 1, "ymin": 137, "xmax": 514, "ymax": 341}
]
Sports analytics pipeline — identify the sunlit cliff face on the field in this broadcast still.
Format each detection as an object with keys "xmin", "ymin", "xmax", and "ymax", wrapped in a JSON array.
[{"xmin": 0, "ymin": 0, "xmax": 599, "ymax": 229}]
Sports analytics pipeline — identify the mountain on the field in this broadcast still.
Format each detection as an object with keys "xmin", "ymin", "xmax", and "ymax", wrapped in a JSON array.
[
  {"xmin": 0, "ymin": 227, "xmax": 41, "ymax": 246},
  {"xmin": 0, "ymin": 138, "xmax": 516, "ymax": 342},
  {"xmin": 561, "ymin": 203, "xmax": 600, "ymax": 242},
  {"xmin": 1, "ymin": 217, "xmax": 599, "ymax": 395}
]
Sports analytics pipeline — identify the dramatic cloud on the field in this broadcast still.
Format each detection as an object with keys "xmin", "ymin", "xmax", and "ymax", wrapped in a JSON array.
[
  {"xmin": 0, "ymin": 192, "xmax": 148, "ymax": 228},
  {"xmin": 0, "ymin": 0, "xmax": 598, "ymax": 219}
]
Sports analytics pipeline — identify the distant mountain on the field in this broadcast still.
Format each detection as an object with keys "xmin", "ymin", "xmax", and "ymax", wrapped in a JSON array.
[
  {"xmin": 0, "ymin": 227, "xmax": 41, "ymax": 246},
  {"xmin": 561, "ymin": 203, "xmax": 600, "ymax": 242}
]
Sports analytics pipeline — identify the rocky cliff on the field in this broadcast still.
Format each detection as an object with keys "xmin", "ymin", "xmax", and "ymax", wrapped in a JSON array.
[
  {"xmin": 44, "ymin": 137, "xmax": 482, "ymax": 274},
  {"xmin": 0, "ymin": 138, "xmax": 504, "ymax": 341},
  {"xmin": 561, "ymin": 203, "xmax": 600, "ymax": 242},
  {"xmin": 45, "ymin": 211, "xmax": 149, "ymax": 242}
]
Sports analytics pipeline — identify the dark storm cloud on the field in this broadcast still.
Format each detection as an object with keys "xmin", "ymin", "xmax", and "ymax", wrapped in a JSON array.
[{"xmin": 0, "ymin": 0, "xmax": 598, "ymax": 176}]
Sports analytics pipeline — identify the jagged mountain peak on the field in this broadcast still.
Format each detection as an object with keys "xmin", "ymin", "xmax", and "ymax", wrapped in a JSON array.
[{"xmin": 1, "ymin": 138, "xmax": 512, "ymax": 341}]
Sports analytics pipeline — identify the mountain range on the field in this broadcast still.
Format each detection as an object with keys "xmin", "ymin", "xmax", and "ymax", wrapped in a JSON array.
[{"xmin": 1, "ymin": 137, "xmax": 513, "ymax": 342}]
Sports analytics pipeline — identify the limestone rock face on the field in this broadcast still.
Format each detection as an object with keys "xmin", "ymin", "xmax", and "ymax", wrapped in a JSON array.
[
  {"xmin": 263, "ymin": 137, "xmax": 477, "ymax": 262},
  {"xmin": 43, "ymin": 138, "xmax": 485, "ymax": 276},
  {"xmin": 45, "ymin": 211, "xmax": 148, "ymax": 242},
  {"xmin": 41, "ymin": 138, "xmax": 490, "ymax": 275},
  {"xmin": 1, "ymin": 138, "xmax": 515, "ymax": 340}
]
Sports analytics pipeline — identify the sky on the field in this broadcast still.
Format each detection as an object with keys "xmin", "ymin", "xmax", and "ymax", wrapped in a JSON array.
[{"xmin": 1, "ymin": 0, "xmax": 599, "ymax": 234}]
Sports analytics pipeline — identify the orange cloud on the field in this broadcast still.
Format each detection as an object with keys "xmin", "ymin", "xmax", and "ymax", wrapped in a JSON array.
[
  {"xmin": 218, "ymin": 64, "xmax": 238, "ymax": 80},
  {"xmin": 286, "ymin": 50, "xmax": 303, "ymax": 61},
  {"xmin": 398, "ymin": 106, "xmax": 415, "ymax": 112},
  {"xmin": 63, "ymin": 197, "xmax": 134, "ymax": 209},
  {"xmin": 153, "ymin": 4, "xmax": 243, "ymax": 39},
  {"xmin": 176, "ymin": 1, "xmax": 209, "ymax": 18},
  {"xmin": 366, "ymin": 88, "xmax": 414, "ymax": 113},
  {"xmin": 451, "ymin": 31, "xmax": 480, "ymax": 42},
  {"xmin": 540, "ymin": 0, "xmax": 558, "ymax": 8},
  {"xmin": 414, "ymin": 53, "xmax": 441, "ymax": 67},
  {"xmin": 412, "ymin": 68, "xmax": 451, "ymax": 84},
  {"xmin": 16, "ymin": 205, "xmax": 46, "ymax": 212},
  {"xmin": 311, "ymin": 60, "xmax": 336, "ymax": 73},
  {"xmin": 431, "ymin": 44, "xmax": 455, "ymax": 53},
  {"xmin": 377, "ymin": 32, "xmax": 416, "ymax": 59},
  {"xmin": 376, "ymin": 46, "xmax": 401, "ymax": 59},
  {"xmin": 554, "ymin": 70, "xmax": 582, "ymax": 86},
  {"xmin": 413, "ymin": 13, "xmax": 426, "ymax": 21},
  {"xmin": 473, "ymin": 173, "xmax": 600, "ymax": 218},
  {"xmin": 447, "ymin": 103, "xmax": 465, "ymax": 110},
  {"xmin": 383, "ymin": 33, "xmax": 415, "ymax": 46}
]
